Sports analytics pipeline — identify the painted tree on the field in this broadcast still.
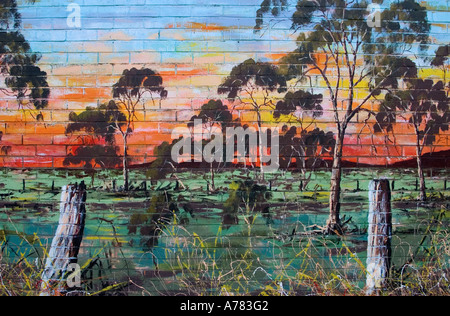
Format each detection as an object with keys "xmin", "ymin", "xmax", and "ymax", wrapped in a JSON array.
[
  {"xmin": 431, "ymin": 45, "xmax": 449, "ymax": 94},
  {"xmin": 189, "ymin": 100, "xmax": 234, "ymax": 192},
  {"xmin": 218, "ymin": 58, "xmax": 287, "ymax": 181},
  {"xmin": 255, "ymin": 0, "xmax": 289, "ymax": 32},
  {"xmin": 112, "ymin": 68, "xmax": 168, "ymax": 191},
  {"xmin": 0, "ymin": 0, "xmax": 49, "ymax": 114},
  {"xmin": 256, "ymin": 0, "xmax": 431, "ymax": 234},
  {"xmin": 431, "ymin": 45, "xmax": 449, "ymax": 72},
  {"xmin": 374, "ymin": 78, "xmax": 449, "ymax": 201},
  {"xmin": 274, "ymin": 90, "xmax": 334, "ymax": 187},
  {"xmin": 64, "ymin": 101, "xmax": 126, "ymax": 185},
  {"xmin": 278, "ymin": 125, "xmax": 335, "ymax": 186},
  {"xmin": 374, "ymin": 45, "xmax": 449, "ymax": 201},
  {"xmin": 0, "ymin": 0, "xmax": 49, "ymax": 166},
  {"xmin": 146, "ymin": 140, "xmax": 176, "ymax": 182}
]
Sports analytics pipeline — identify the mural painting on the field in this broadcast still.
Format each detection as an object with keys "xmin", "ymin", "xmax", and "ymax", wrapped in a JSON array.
[{"xmin": 0, "ymin": 0, "xmax": 449, "ymax": 296}]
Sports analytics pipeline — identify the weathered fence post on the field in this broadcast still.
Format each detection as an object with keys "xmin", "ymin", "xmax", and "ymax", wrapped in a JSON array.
[
  {"xmin": 366, "ymin": 179, "xmax": 392, "ymax": 296},
  {"xmin": 40, "ymin": 181, "xmax": 87, "ymax": 296}
]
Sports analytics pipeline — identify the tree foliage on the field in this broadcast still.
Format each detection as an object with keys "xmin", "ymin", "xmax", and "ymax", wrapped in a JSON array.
[
  {"xmin": 255, "ymin": 0, "xmax": 289, "ymax": 31},
  {"xmin": 278, "ymin": 0, "xmax": 430, "ymax": 91},
  {"xmin": 375, "ymin": 79, "xmax": 449, "ymax": 147},
  {"xmin": 431, "ymin": 45, "xmax": 450, "ymax": 68},
  {"xmin": 64, "ymin": 101, "xmax": 126, "ymax": 170},
  {"xmin": 113, "ymin": 67, "xmax": 167, "ymax": 190},
  {"xmin": 64, "ymin": 145, "xmax": 122, "ymax": 170},
  {"xmin": 66, "ymin": 101, "xmax": 126, "ymax": 145},
  {"xmin": 146, "ymin": 139, "xmax": 181, "ymax": 181},
  {"xmin": 273, "ymin": 90, "xmax": 323, "ymax": 120},
  {"xmin": 218, "ymin": 59, "xmax": 287, "ymax": 101},
  {"xmin": 113, "ymin": 68, "xmax": 168, "ymax": 104},
  {"xmin": 190, "ymin": 99, "xmax": 234, "ymax": 129},
  {"xmin": 374, "ymin": 75, "xmax": 448, "ymax": 201},
  {"xmin": 278, "ymin": 126, "xmax": 335, "ymax": 171},
  {"xmin": 0, "ymin": 0, "xmax": 49, "ymax": 111}
]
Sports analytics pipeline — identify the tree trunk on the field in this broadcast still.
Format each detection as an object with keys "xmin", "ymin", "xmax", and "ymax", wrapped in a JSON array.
[
  {"xmin": 40, "ymin": 182, "xmax": 87, "ymax": 296},
  {"xmin": 209, "ymin": 162, "xmax": 216, "ymax": 192},
  {"xmin": 326, "ymin": 131, "xmax": 345, "ymax": 234},
  {"xmin": 366, "ymin": 179, "xmax": 392, "ymax": 296},
  {"xmin": 123, "ymin": 134, "xmax": 129, "ymax": 191},
  {"xmin": 256, "ymin": 112, "xmax": 265, "ymax": 182},
  {"xmin": 416, "ymin": 144, "xmax": 427, "ymax": 202},
  {"xmin": 298, "ymin": 140, "xmax": 308, "ymax": 191}
]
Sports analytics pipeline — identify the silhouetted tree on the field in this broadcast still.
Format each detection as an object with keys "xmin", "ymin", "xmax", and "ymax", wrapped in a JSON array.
[
  {"xmin": 432, "ymin": 45, "xmax": 450, "ymax": 95},
  {"xmin": 431, "ymin": 45, "xmax": 449, "ymax": 70},
  {"xmin": 0, "ymin": 0, "xmax": 49, "ymax": 114},
  {"xmin": 146, "ymin": 139, "xmax": 183, "ymax": 185},
  {"xmin": 255, "ymin": 0, "xmax": 289, "ymax": 31},
  {"xmin": 148, "ymin": 100, "xmax": 236, "ymax": 191},
  {"xmin": 0, "ymin": 0, "xmax": 49, "ymax": 166},
  {"xmin": 273, "ymin": 90, "xmax": 323, "ymax": 120},
  {"xmin": 274, "ymin": 89, "xmax": 334, "ymax": 188},
  {"xmin": 113, "ymin": 68, "xmax": 168, "ymax": 191},
  {"xmin": 196, "ymin": 100, "xmax": 234, "ymax": 131},
  {"xmin": 64, "ymin": 101, "xmax": 126, "ymax": 185},
  {"xmin": 218, "ymin": 59, "xmax": 287, "ymax": 181},
  {"xmin": 279, "ymin": 126, "xmax": 335, "ymax": 188},
  {"xmin": 375, "ymin": 78, "xmax": 449, "ymax": 201},
  {"xmin": 64, "ymin": 145, "xmax": 122, "ymax": 185},
  {"xmin": 189, "ymin": 100, "xmax": 234, "ymax": 192},
  {"xmin": 66, "ymin": 101, "xmax": 126, "ymax": 145}
]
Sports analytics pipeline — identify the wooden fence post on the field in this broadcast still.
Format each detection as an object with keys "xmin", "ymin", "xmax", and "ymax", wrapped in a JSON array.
[
  {"xmin": 40, "ymin": 181, "xmax": 87, "ymax": 296},
  {"xmin": 366, "ymin": 179, "xmax": 392, "ymax": 296}
]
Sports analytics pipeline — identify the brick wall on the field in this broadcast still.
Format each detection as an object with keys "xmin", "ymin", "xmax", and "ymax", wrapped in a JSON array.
[{"xmin": 0, "ymin": 0, "xmax": 449, "ymax": 296}]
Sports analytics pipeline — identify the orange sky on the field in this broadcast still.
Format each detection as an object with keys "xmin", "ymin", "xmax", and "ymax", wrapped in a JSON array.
[
  {"xmin": 0, "ymin": 4, "xmax": 448, "ymax": 169},
  {"xmin": 1, "ymin": 58, "xmax": 448, "ymax": 169}
]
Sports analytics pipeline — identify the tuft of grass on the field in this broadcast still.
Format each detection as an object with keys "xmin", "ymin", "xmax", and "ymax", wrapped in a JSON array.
[
  {"xmin": 0, "ymin": 230, "xmax": 131, "ymax": 296},
  {"xmin": 142, "ymin": 204, "xmax": 450, "ymax": 297}
]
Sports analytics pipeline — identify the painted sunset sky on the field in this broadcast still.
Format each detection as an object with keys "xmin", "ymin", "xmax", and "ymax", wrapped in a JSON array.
[{"xmin": 0, "ymin": 0, "xmax": 449, "ymax": 168}]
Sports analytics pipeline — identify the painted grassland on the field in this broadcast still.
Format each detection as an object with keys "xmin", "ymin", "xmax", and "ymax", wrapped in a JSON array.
[{"xmin": 0, "ymin": 167, "xmax": 449, "ymax": 296}]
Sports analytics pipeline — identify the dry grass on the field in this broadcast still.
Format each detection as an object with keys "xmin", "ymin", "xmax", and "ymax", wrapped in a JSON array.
[
  {"xmin": 0, "ymin": 233, "xmax": 129, "ymax": 296},
  {"xmin": 0, "ymin": 233, "xmax": 47, "ymax": 296},
  {"xmin": 141, "ymin": 214, "xmax": 450, "ymax": 296},
  {"xmin": 1, "ymin": 207, "xmax": 449, "ymax": 296}
]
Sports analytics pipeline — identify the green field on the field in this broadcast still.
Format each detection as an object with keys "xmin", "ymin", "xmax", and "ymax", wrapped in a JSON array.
[{"xmin": 0, "ymin": 167, "xmax": 449, "ymax": 296}]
